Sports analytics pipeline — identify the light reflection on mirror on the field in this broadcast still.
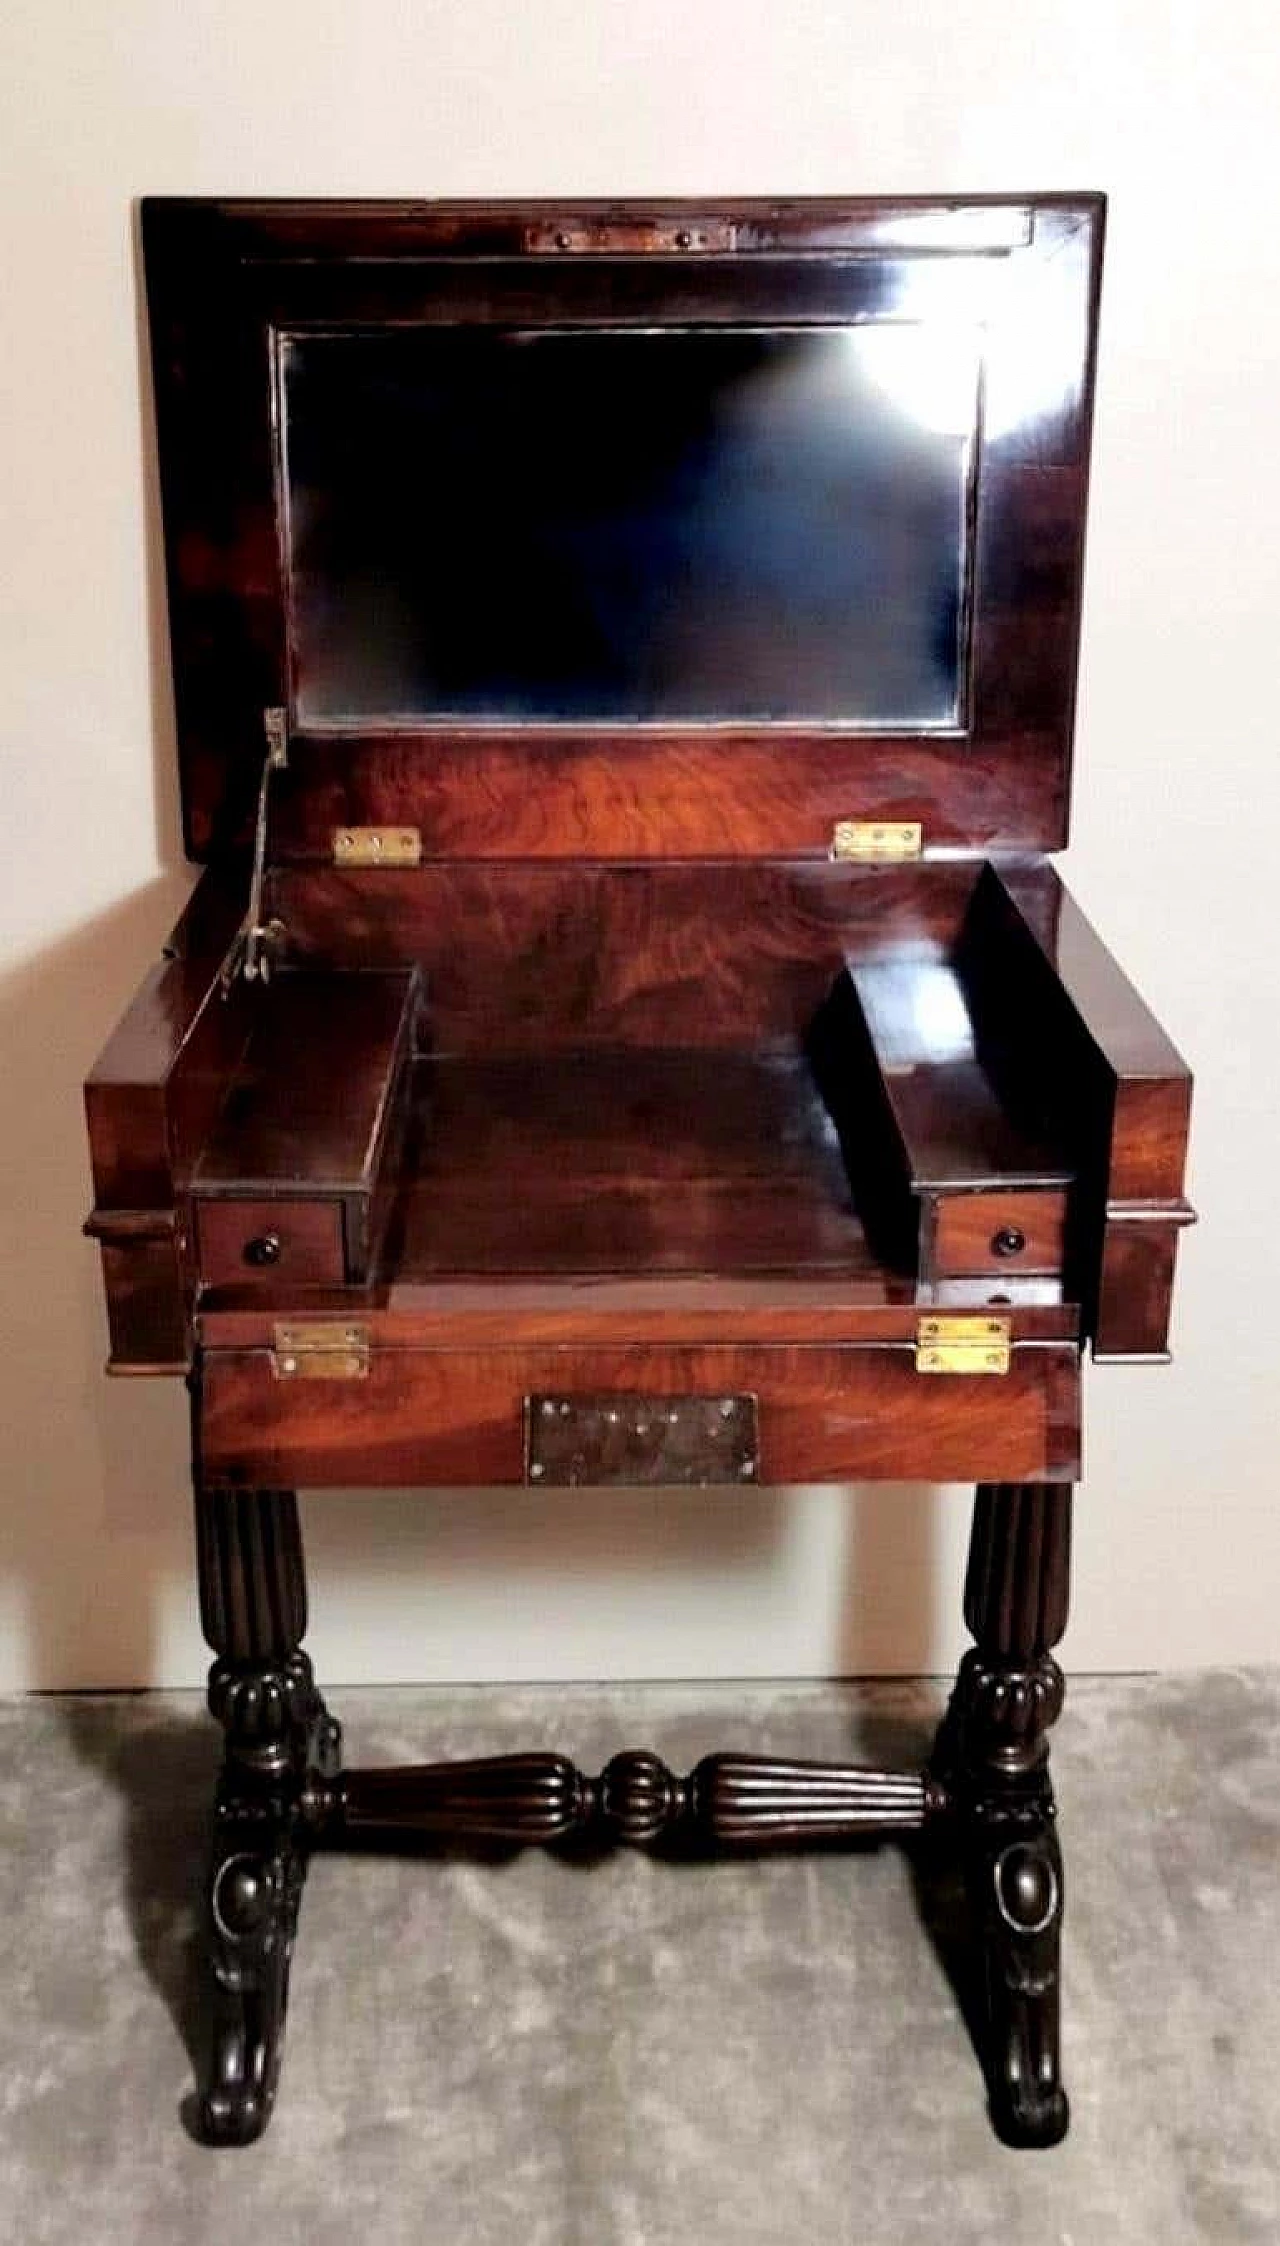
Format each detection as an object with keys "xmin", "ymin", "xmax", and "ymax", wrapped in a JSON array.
[{"xmin": 282, "ymin": 324, "xmax": 983, "ymax": 728}]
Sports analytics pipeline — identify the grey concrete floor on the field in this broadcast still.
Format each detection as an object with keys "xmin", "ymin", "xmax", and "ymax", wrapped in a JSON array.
[{"xmin": 0, "ymin": 1672, "xmax": 1277, "ymax": 2246}]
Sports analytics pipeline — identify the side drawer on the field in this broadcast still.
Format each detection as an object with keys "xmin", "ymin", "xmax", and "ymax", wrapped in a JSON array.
[
  {"xmin": 929, "ymin": 1190, "xmax": 1067, "ymax": 1278},
  {"xmin": 196, "ymin": 1197, "xmax": 346, "ymax": 1287}
]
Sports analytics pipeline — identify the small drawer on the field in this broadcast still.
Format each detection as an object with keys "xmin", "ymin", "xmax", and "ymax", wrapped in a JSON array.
[
  {"xmin": 196, "ymin": 1198, "xmax": 345, "ymax": 1287},
  {"xmin": 930, "ymin": 1190, "xmax": 1067, "ymax": 1278}
]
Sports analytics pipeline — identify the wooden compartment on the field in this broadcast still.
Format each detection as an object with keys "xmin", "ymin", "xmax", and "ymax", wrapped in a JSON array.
[{"xmin": 190, "ymin": 969, "xmax": 421, "ymax": 1288}]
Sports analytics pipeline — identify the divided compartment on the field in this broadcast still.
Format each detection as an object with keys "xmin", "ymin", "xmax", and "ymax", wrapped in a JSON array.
[
  {"xmin": 191, "ymin": 968, "xmax": 422, "ymax": 1289},
  {"xmin": 808, "ymin": 937, "xmax": 1075, "ymax": 1290},
  {"xmin": 250, "ymin": 858, "xmax": 1082, "ymax": 1299}
]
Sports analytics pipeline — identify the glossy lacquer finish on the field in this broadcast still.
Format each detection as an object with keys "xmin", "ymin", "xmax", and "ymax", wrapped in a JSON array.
[
  {"xmin": 78, "ymin": 197, "xmax": 1197, "ymax": 2153},
  {"xmin": 142, "ymin": 193, "xmax": 1103, "ymax": 859},
  {"xmin": 283, "ymin": 324, "xmax": 975, "ymax": 727}
]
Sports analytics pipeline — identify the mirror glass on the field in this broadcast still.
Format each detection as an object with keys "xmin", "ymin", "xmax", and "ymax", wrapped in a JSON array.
[{"xmin": 282, "ymin": 325, "xmax": 980, "ymax": 728}]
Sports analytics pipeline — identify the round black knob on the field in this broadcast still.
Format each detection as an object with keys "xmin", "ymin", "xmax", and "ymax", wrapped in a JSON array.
[
  {"xmin": 992, "ymin": 1226, "xmax": 1027, "ymax": 1259},
  {"xmin": 243, "ymin": 1231, "xmax": 282, "ymax": 1268},
  {"xmin": 675, "ymin": 228, "xmax": 693, "ymax": 249}
]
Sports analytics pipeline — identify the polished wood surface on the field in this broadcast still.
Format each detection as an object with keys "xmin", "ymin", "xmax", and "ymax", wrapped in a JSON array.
[
  {"xmin": 395, "ymin": 1047, "xmax": 862, "ymax": 1276},
  {"xmin": 84, "ymin": 884, "xmax": 249, "ymax": 1365},
  {"xmin": 85, "ymin": 856, "xmax": 1191, "ymax": 1362},
  {"xmin": 199, "ymin": 1337, "xmax": 1080, "ymax": 1488},
  {"xmin": 273, "ymin": 858, "xmax": 973, "ymax": 1048},
  {"xmin": 143, "ymin": 194, "xmax": 1102, "ymax": 861},
  {"xmin": 957, "ymin": 863, "xmax": 1193, "ymax": 1354},
  {"xmin": 194, "ymin": 972, "xmax": 417, "ymax": 1190},
  {"xmin": 196, "ymin": 1197, "xmax": 346, "ymax": 1289},
  {"xmin": 82, "ymin": 193, "xmax": 1197, "ymax": 2149},
  {"xmin": 931, "ymin": 1188, "xmax": 1068, "ymax": 1278},
  {"xmin": 843, "ymin": 955, "xmax": 1070, "ymax": 1189},
  {"xmin": 931, "ymin": 1482, "xmax": 1073, "ymax": 2146},
  {"xmin": 197, "ymin": 1284, "xmax": 1076, "ymax": 1350}
]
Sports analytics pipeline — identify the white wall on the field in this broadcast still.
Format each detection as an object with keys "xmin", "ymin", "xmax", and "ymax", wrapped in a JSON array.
[{"xmin": 1, "ymin": 1, "xmax": 1275, "ymax": 1691}]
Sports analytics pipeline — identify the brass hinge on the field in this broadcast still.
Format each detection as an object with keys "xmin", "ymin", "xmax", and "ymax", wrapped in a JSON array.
[
  {"xmin": 332, "ymin": 826, "xmax": 422, "ymax": 868},
  {"xmin": 271, "ymin": 1321, "xmax": 370, "ymax": 1380},
  {"xmin": 915, "ymin": 1315, "xmax": 1011, "ymax": 1375},
  {"xmin": 831, "ymin": 821, "xmax": 923, "ymax": 862}
]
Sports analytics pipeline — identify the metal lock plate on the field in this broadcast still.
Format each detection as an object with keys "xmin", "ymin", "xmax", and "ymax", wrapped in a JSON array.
[{"xmin": 525, "ymin": 1393, "xmax": 759, "ymax": 1487}]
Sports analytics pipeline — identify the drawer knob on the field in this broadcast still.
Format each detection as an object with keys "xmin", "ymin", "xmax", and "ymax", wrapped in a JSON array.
[
  {"xmin": 243, "ymin": 1231, "xmax": 282, "ymax": 1267},
  {"xmin": 992, "ymin": 1226, "xmax": 1027, "ymax": 1259}
]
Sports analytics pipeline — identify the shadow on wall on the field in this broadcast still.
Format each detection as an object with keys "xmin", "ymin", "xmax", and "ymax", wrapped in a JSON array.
[
  {"xmin": 297, "ymin": 1478, "xmax": 945, "ymax": 1687},
  {"xmin": 0, "ymin": 883, "xmax": 195, "ymax": 1690}
]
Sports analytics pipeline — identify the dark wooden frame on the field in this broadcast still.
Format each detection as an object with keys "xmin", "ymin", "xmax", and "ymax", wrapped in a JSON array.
[
  {"xmin": 143, "ymin": 193, "xmax": 1103, "ymax": 861},
  {"xmin": 81, "ymin": 194, "xmax": 1195, "ymax": 2154}
]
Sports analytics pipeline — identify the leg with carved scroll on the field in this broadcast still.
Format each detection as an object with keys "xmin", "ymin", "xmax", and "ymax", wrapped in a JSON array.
[
  {"xmin": 933, "ymin": 1481, "xmax": 1072, "ymax": 2148},
  {"xmin": 193, "ymin": 1485, "xmax": 339, "ymax": 2145}
]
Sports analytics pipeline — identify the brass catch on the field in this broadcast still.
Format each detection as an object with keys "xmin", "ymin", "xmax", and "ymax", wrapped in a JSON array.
[
  {"xmin": 332, "ymin": 827, "xmax": 422, "ymax": 868},
  {"xmin": 525, "ymin": 219, "xmax": 735, "ymax": 255},
  {"xmin": 915, "ymin": 1315, "xmax": 1011, "ymax": 1376},
  {"xmin": 831, "ymin": 821, "xmax": 923, "ymax": 862},
  {"xmin": 272, "ymin": 1322, "xmax": 370, "ymax": 1380}
]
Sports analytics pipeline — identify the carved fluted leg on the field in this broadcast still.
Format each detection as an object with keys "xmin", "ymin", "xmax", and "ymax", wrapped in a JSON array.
[
  {"xmin": 933, "ymin": 1481, "xmax": 1072, "ymax": 2149},
  {"xmin": 194, "ymin": 1486, "xmax": 337, "ymax": 2146},
  {"xmin": 317, "ymin": 1748, "xmax": 941, "ymax": 1850}
]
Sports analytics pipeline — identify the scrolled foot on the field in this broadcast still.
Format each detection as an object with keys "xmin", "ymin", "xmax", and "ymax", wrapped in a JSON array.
[
  {"xmin": 199, "ymin": 1988, "xmax": 279, "ymax": 2146},
  {"xmin": 193, "ymin": 1802, "xmax": 305, "ymax": 2147},
  {"xmin": 973, "ymin": 1815, "xmax": 1069, "ymax": 2149}
]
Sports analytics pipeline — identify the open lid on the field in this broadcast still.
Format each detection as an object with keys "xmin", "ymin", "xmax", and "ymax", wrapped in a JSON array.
[{"xmin": 143, "ymin": 194, "xmax": 1104, "ymax": 863}]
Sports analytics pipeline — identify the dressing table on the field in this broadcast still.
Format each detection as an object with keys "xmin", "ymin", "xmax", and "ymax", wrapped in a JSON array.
[{"xmin": 83, "ymin": 193, "xmax": 1193, "ymax": 2147}]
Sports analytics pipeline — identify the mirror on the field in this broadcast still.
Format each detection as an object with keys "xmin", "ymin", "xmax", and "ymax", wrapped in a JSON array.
[{"xmin": 281, "ymin": 324, "xmax": 980, "ymax": 729}]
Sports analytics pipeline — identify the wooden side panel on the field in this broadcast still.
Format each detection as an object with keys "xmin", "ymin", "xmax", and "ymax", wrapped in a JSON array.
[
  {"xmin": 198, "ymin": 1340, "xmax": 1080, "ymax": 1488},
  {"xmin": 1093, "ymin": 1222, "xmax": 1182, "ymax": 1363},
  {"xmin": 83, "ymin": 873, "xmax": 247, "ymax": 1370},
  {"xmin": 95, "ymin": 1233, "xmax": 188, "ymax": 1373},
  {"xmin": 959, "ymin": 864, "xmax": 1193, "ymax": 1359}
]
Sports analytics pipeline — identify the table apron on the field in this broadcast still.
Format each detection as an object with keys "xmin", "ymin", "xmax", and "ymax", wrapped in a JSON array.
[{"xmin": 197, "ymin": 1341, "xmax": 1080, "ymax": 1488}]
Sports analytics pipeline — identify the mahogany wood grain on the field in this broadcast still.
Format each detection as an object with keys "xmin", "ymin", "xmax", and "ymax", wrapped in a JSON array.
[
  {"xmin": 265, "ymin": 734, "xmax": 1069, "ymax": 863},
  {"xmin": 1092, "ymin": 1218, "xmax": 1184, "ymax": 1362},
  {"xmin": 272, "ymin": 859, "xmax": 976, "ymax": 1052},
  {"xmin": 94, "ymin": 1235, "xmax": 190, "ymax": 1372},
  {"xmin": 193, "ymin": 972, "xmax": 418, "ymax": 1192},
  {"xmin": 84, "ymin": 875, "xmax": 249, "ymax": 1365},
  {"xmin": 391, "ymin": 1047, "xmax": 863, "ymax": 1277},
  {"xmin": 142, "ymin": 195, "xmax": 1102, "ymax": 862},
  {"xmin": 958, "ymin": 864, "xmax": 1193, "ymax": 1356},
  {"xmin": 196, "ymin": 1197, "xmax": 346, "ymax": 1289},
  {"xmin": 197, "ymin": 1338, "xmax": 1080, "ymax": 1488},
  {"xmin": 82, "ymin": 193, "xmax": 1204, "ymax": 2156},
  {"xmin": 196, "ymin": 1286, "xmax": 1078, "ymax": 1353},
  {"xmin": 931, "ymin": 1190, "xmax": 1067, "ymax": 1278},
  {"xmin": 843, "ymin": 955, "xmax": 1071, "ymax": 1189}
]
